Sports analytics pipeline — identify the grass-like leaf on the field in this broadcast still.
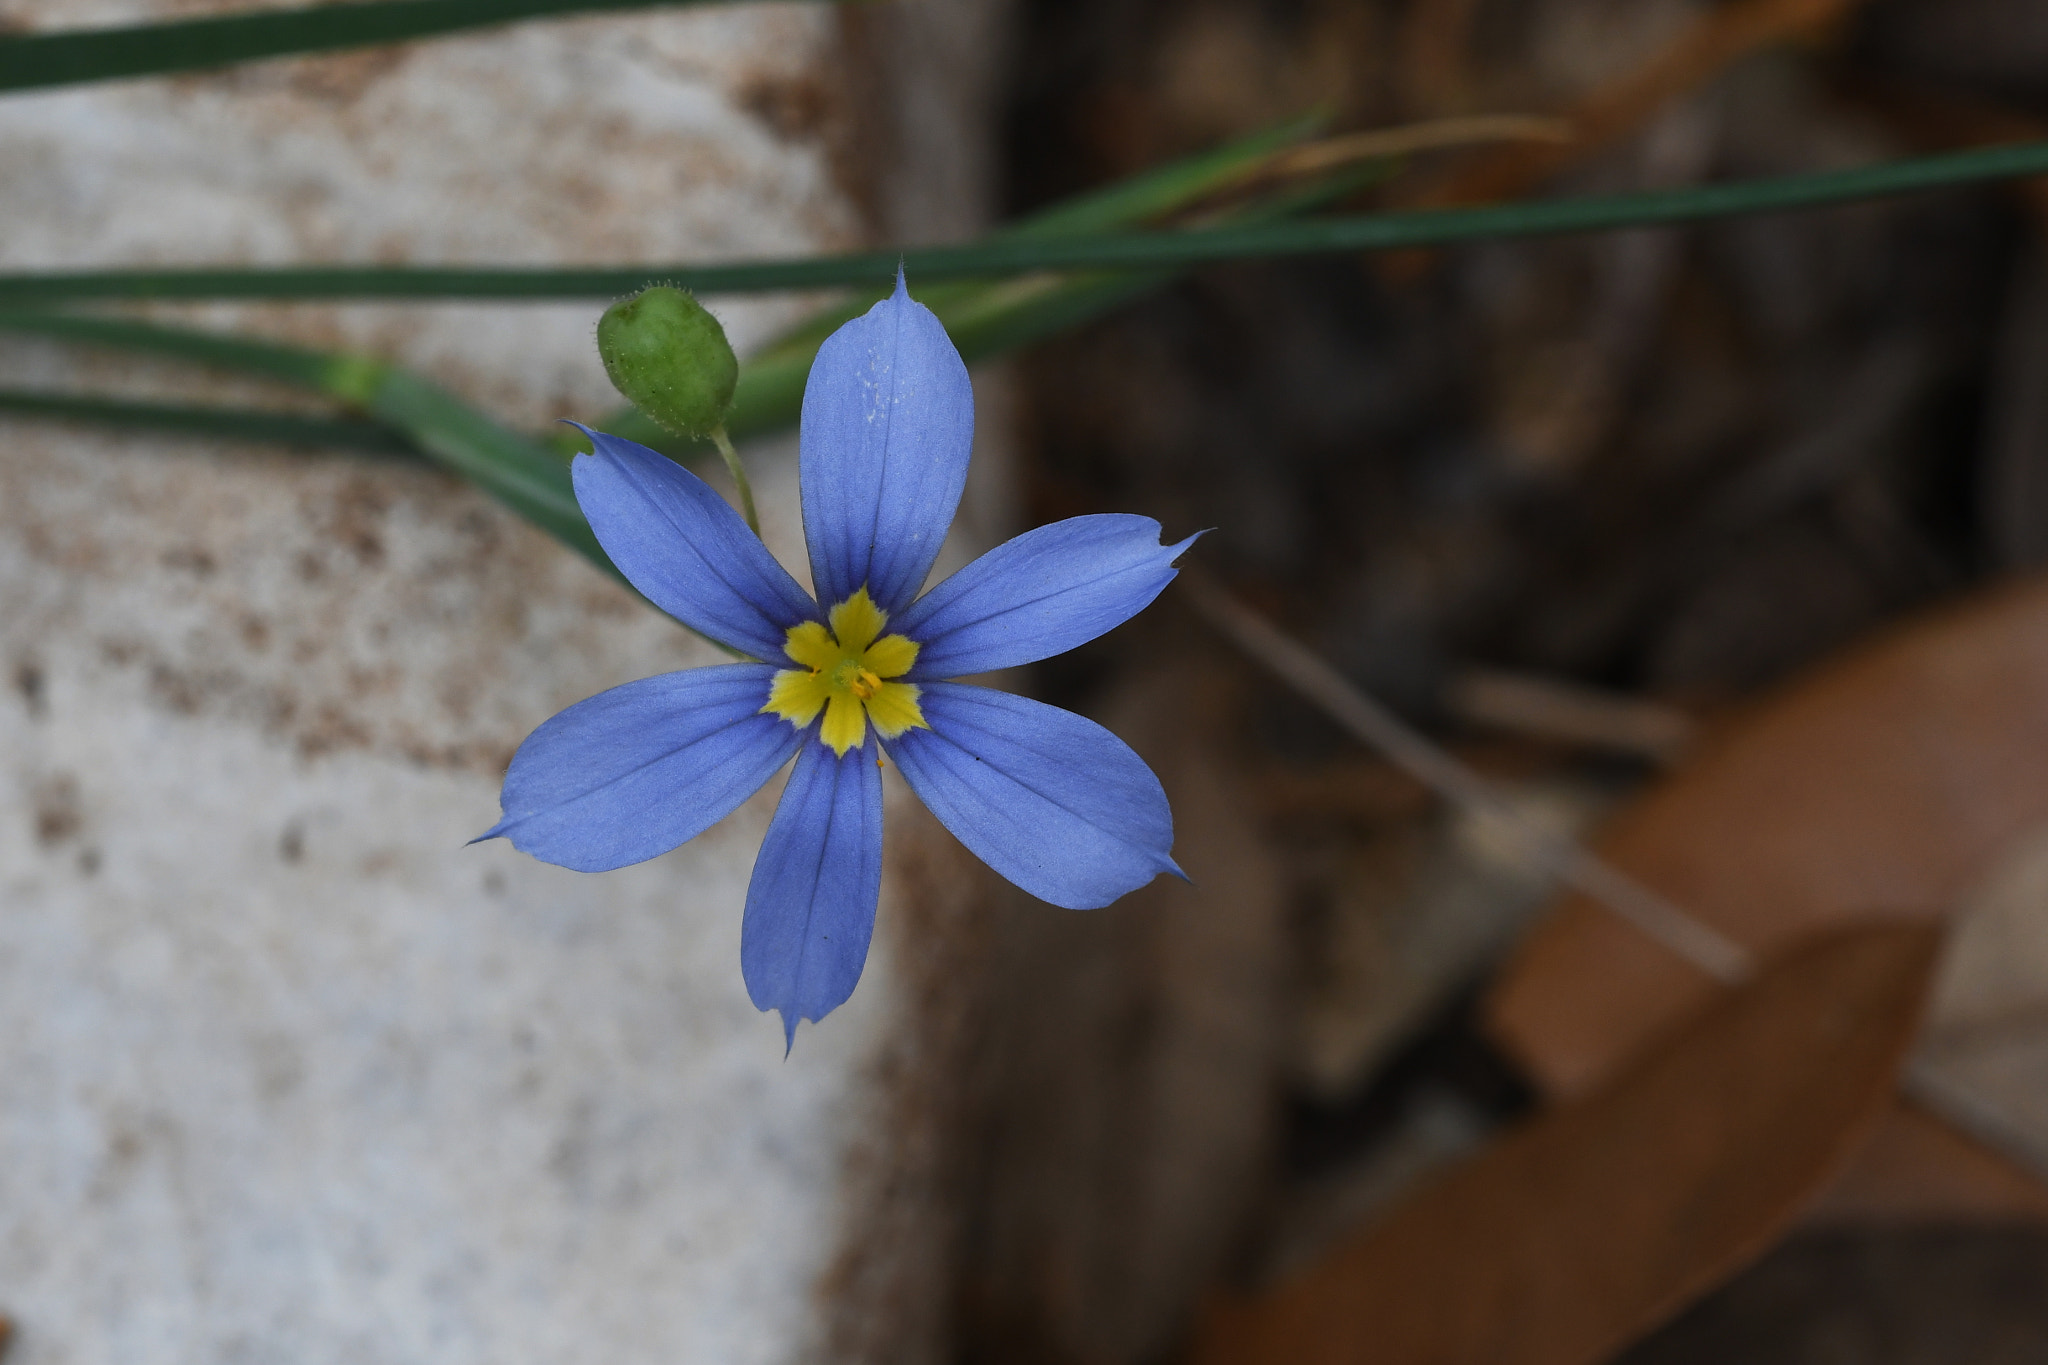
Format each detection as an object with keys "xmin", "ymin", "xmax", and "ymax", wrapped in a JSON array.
[
  {"xmin": 0, "ymin": 0, "xmax": 766, "ymax": 95},
  {"xmin": 587, "ymin": 113, "xmax": 1354, "ymax": 456},
  {"xmin": 0, "ymin": 387, "xmax": 419, "ymax": 456},
  {"xmin": 3, "ymin": 140, "xmax": 2044, "ymax": 303},
  {"xmin": 0, "ymin": 310, "xmax": 607, "ymax": 572}
]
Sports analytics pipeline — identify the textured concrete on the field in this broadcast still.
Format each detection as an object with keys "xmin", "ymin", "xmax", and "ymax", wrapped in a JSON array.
[{"xmin": 0, "ymin": 4, "xmax": 1006, "ymax": 1362}]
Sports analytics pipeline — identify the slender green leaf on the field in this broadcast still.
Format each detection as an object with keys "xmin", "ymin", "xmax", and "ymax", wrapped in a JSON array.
[
  {"xmin": 997, "ymin": 113, "xmax": 1328, "ymax": 242},
  {"xmin": 0, "ymin": 310, "xmax": 341, "ymax": 385},
  {"xmin": 0, "ymin": 310, "xmax": 607, "ymax": 571},
  {"xmin": 359, "ymin": 367, "xmax": 606, "ymax": 568},
  {"xmin": 581, "ymin": 119, "xmax": 1390, "ymax": 456},
  {"xmin": 0, "ymin": 0, "xmax": 772, "ymax": 95},
  {"xmin": 589, "ymin": 158, "xmax": 1427, "ymax": 458},
  {"xmin": 5, "ymin": 141, "xmax": 2045, "ymax": 304},
  {"xmin": 0, "ymin": 387, "xmax": 419, "ymax": 455},
  {"xmin": 721, "ymin": 111, "xmax": 1331, "ymax": 372}
]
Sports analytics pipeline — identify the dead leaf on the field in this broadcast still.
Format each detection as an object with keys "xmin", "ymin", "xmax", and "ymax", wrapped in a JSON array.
[
  {"xmin": 1192, "ymin": 925, "xmax": 1938, "ymax": 1365},
  {"xmin": 1488, "ymin": 577, "xmax": 2048, "ymax": 1099},
  {"xmin": 1807, "ymin": 1100, "xmax": 2048, "ymax": 1225}
]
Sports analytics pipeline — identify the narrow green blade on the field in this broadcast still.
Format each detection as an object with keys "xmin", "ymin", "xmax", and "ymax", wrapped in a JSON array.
[
  {"xmin": 590, "ymin": 153, "xmax": 1398, "ymax": 458},
  {"xmin": 0, "ymin": 0, "xmax": 769, "ymax": 95},
  {"xmin": 998, "ymin": 112, "xmax": 1327, "ymax": 241},
  {"xmin": 687, "ymin": 111, "xmax": 1336, "ymax": 429},
  {"xmin": 0, "ymin": 310, "xmax": 606, "ymax": 572},
  {"xmin": 0, "ymin": 387, "xmax": 419, "ymax": 456},
  {"xmin": 582, "ymin": 115, "xmax": 1354, "ymax": 455},
  {"xmin": 0, "ymin": 310, "xmax": 338, "ymax": 385},
  {"xmin": 4, "ymin": 141, "xmax": 2044, "ymax": 303}
]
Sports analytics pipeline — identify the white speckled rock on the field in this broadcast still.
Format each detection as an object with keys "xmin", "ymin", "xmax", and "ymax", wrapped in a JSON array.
[{"xmin": 0, "ymin": 4, "xmax": 1008, "ymax": 1363}]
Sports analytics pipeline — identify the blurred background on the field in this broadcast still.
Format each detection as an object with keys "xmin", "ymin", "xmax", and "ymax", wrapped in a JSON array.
[{"xmin": 5, "ymin": 0, "xmax": 2048, "ymax": 1362}]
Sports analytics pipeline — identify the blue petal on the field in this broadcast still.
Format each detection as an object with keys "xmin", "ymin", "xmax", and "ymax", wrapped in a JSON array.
[
  {"xmin": 800, "ymin": 272, "xmax": 975, "ymax": 617},
  {"xmin": 479, "ymin": 663, "xmax": 800, "ymax": 872},
  {"xmin": 741, "ymin": 735, "xmax": 886, "ymax": 1046},
  {"xmin": 895, "ymin": 515, "xmax": 1200, "ymax": 679},
  {"xmin": 884, "ymin": 683, "xmax": 1179, "ymax": 909},
  {"xmin": 573, "ymin": 426, "xmax": 818, "ymax": 659}
]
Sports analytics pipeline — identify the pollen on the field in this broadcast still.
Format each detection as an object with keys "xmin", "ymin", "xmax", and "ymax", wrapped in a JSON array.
[{"xmin": 762, "ymin": 587, "xmax": 927, "ymax": 757}]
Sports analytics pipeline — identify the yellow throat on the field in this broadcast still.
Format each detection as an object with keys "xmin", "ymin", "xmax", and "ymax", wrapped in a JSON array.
[{"xmin": 762, "ymin": 587, "xmax": 927, "ymax": 757}]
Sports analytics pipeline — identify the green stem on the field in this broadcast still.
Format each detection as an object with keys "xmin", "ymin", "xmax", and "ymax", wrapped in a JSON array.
[
  {"xmin": 708, "ymin": 425, "xmax": 759, "ymax": 537},
  {"xmin": 0, "ymin": 387, "xmax": 419, "ymax": 456},
  {"xmin": 4, "ymin": 140, "xmax": 2044, "ymax": 302},
  {"xmin": 0, "ymin": 310, "xmax": 607, "ymax": 571},
  {"xmin": 0, "ymin": 0, "xmax": 787, "ymax": 95}
]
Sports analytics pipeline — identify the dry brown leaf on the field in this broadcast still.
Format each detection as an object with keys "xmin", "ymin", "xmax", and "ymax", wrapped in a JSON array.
[
  {"xmin": 1488, "ymin": 577, "xmax": 2048, "ymax": 1098},
  {"xmin": 1192, "ymin": 925, "xmax": 1938, "ymax": 1365},
  {"xmin": 1808, "ymin": 1100, "xmax": 2048, "ymax": 1225}
]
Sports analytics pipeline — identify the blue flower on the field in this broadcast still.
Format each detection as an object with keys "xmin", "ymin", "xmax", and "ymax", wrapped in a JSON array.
[{"xmin": 480, "ymin": 274, "xmax": 1192, "ymax": 1043}]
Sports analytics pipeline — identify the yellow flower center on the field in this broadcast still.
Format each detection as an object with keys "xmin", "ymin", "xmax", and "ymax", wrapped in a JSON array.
[{"xmin": 762, "ymin": 587, "xmax": 927, "ymax": 757}]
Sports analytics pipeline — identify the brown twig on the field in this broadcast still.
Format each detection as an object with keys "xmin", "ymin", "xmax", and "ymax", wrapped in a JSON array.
[
  {"xmin": 1189, "ymin": 115, "xmax": 1573, "ymax": 220},
  {"xmin": 1406, "ymin": 0, "xmax": 1872, "ymax": 210},
  {"xmin": 1446, "ymin": 669, "xmax": 1696, "ymax": 764},
  {"xmin": 1180, "ymin": 566, "xmax": 1753, "ymax": 983},
  {"xmin": 1255, "ymin": 115, "xmax": 1571, "ymax": 181}
]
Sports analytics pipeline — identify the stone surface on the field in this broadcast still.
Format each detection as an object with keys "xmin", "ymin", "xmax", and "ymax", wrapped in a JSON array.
[{"xmin": 0, "ymin": 4, "xmax": 1008, "ymax": 1363}]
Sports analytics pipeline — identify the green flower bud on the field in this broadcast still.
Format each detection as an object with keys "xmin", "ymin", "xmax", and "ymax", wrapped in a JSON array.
[{"xmin": 596, "ymin": 286, "xmax": 738, "ymax": 439}]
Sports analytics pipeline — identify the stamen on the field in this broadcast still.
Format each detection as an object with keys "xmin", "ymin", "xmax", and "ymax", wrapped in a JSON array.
[{"xmin": 761, "ymin": 588, "xmax": 929, "ymax": 756}]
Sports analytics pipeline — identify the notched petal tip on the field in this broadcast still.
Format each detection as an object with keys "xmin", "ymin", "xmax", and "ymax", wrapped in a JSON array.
[
  {"xmin": 898, "ymin": 514, "xmax": 1200, "ymax": 680},
  {"xmin": 742, "ymin": 738, "xmax": 886, "ymax": 1035},
  {"xmin": 885, "ymin": 684, "xmax": 1177, "ymax": 910},
  {"xmin": 491, "ymin": 664, "xmax": 798, "ymax": 874}
]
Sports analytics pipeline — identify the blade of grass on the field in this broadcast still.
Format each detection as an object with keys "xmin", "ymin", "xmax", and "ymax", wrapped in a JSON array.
[
  {"xmin": 685, "ymin": 112, "xmax": 1337, "ymax": 425},
  {"xmin": 999, "ymin": 112, "xmax": 1330, "ymax": 241},
  {"xmin": 0, "ymin": 388, "xmax": 419, "ymax": 456},
  {"xmin": 585, "ymin": 119, "xmax": 1517, "ymax": 456},
  {"xmin": 0, "ymin": 0, "xmax": 778, "ymax": 95},
  {"xmin": 587, "ymin": 263, "xmax": 1195, "ymax": 458},
  {"xmin": 592, "ymin": 174, "xmax": 1391, "ymax": 456},
  {"xmin": 0, "ymin": 310, "xmax": 606, "ymax": 571},
  {"xmin": 576, "ymin": 114, "xmax": 1332, "ymax": 454},
  {"xmin": 1, "ymin": 117, "xmax": 1347, "ymax": 478},
  {"xmin": 4, "ymin": 140, "xmax": 2045, "ymax": 303}
]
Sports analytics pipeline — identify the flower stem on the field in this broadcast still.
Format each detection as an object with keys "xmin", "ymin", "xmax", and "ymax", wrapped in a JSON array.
[{"xmin": 710, "ymin": 424, "xmax": 760, "ymax": 537}]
